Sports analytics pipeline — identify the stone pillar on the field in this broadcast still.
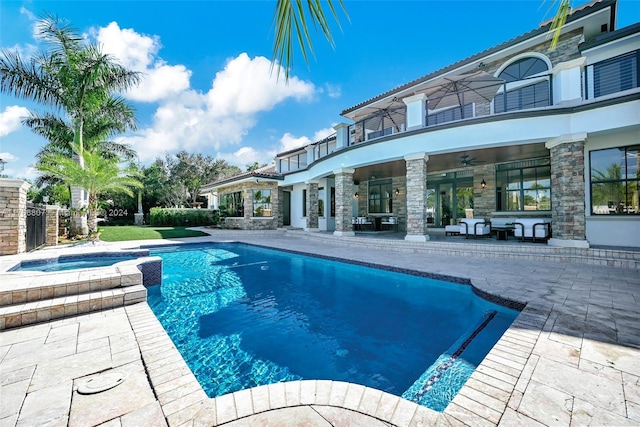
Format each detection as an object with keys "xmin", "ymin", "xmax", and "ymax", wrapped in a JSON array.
[
  {"xmin": 473, "ymin": 164, "xmax": 495, "ymax": 219},
  {"xmin": 545, "ymin": 134, "xmax": 589, "ymax": 248},
  {"xmin": 403, "ymin": 93, "xmax": 426, "ymax": 130},
  {"xmin": 305, "ymin": 181, "xmax": 319, "ymax": 232},
  {"xmin": 0, "ymin": 179, "xmax": 31, "ymax": 255},
  {"xmin": 333, "ymin": 168, "xmax": 355, "ymax": 237},
  {"xmin": 45, "ymin": 205, "xmax": 59, "ymax": 246},
  {"xmin": 404, "ymin": 153, "xmax": 429, "ymax": 242}
]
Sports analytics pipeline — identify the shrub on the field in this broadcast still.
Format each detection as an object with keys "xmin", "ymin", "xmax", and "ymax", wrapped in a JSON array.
[{"xmin": 148, "ymin": 208, "xmax": 217, "ymax": 227}]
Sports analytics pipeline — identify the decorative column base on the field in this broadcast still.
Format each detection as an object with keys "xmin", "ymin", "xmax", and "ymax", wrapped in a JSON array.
[
  {"xmin": 333, "ymin": 230, "xmax": 355, "ymax": 237},
  {"xmin": 70, "ymin": 215, "xmax": 89, "ymax": 236},
  {"xmin": 134, "ymin": 213, "xmax": 144, "ymax": 225},
  {"xmin": 304, "ymin": 227, "xmax": 320, "ymax": 233},
  {"xmin": 548, "ymin": 238, "xmax": 590, "ymax": 248}
]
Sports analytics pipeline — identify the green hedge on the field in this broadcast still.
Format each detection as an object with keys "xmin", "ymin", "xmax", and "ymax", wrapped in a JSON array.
[{"xmin": 149, "ymin": 208, "xmax": 218, "ymax": 226}]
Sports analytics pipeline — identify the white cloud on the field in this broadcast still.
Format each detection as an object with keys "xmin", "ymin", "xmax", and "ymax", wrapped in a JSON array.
[
  {"xmin": 0, "ymin": 106, "xmax": 29, "ymax": 137},
  {"xmin": 280, "ymin": 133, "xmax": 310, "ymax": 152},
  {"xmin": 279, "ymin": 126, "xmax": 336, "ymax": 152},
  {"xmin": 95, "ymin": 22, "xmax": 191, "ymax": 102},
  {"xmin": 0, "ymin": 152, "xmax": 18, "ymax": 162},
  {"xmin": 3, "ymin": 165, "xmax": 39, "ymax": 181},
  {"xmin": 217, "ymin": 146, "xmax": 276, "ymax": 168},
  {"xmin": 206, "ymin": 53, "xmax": 315, "ymax": 116},
  {"xmin": 325, "ymin": 83, "xmax": 342, "ymax": 99},
  {"xmin": 123, "ymin": 52, "xmax": 317, "ymax": 162}
]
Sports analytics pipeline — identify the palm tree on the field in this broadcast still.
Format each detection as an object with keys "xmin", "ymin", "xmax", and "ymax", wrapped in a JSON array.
[
  {"xmin": 36, "ymin": 145, "xmax": 143, "ymax": 233},
  {"xmin": 0, "ymin": 13, "xmax": 141, "ymax": 234},
  {"xmin": 0, "ymin": 14, "xmax": 140, "ymax": 155}
]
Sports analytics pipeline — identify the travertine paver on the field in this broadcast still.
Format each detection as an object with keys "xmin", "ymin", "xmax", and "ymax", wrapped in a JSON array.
[{"xmin": 1, "ymin": 233, "xmax": 639, "ymax": 426}]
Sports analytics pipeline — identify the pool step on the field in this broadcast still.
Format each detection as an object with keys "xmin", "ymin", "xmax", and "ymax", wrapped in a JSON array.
[
  {"xmin": 0, "ymin": 264, "xmax": 148, "ymax": 331},
  {"xmin": 0, "ymin": 285, "xmax": 147, "ymax": 330}
]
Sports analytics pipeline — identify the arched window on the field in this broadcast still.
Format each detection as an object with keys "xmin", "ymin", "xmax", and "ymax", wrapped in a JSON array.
[{"xmin": 494, "ymin": 56, "xmax": 550, "ymax": 113}]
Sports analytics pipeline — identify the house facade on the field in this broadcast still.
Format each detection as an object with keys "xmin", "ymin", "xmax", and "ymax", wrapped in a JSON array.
[{"xmin": 202, "ymin": 0, "xmax": 639, "ymax": 248}]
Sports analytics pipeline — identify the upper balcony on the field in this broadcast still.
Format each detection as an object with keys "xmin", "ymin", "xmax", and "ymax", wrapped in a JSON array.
[{"xmin": 275, "ymin": 47, "xmax": 639, "ymax": 174}]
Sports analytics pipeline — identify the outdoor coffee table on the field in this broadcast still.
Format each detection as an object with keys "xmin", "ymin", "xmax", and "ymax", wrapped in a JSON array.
[{"xmin": 493, "ymin": 225, "xmax": 515, "ymax": 241}]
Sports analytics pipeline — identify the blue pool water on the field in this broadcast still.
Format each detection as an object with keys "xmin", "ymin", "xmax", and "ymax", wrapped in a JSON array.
[
  {"xmin": 147, "ymin": 243, "xmax": 520, "ymax": 411},
  {"xmin": 11, "ymin": 252, "xmax": 145, "ymax": 272}
]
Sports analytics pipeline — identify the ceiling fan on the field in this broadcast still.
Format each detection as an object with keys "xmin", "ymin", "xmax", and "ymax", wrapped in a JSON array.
[{"xmin": 460, "ymin": 154, "xmax": 478, "ymax": 166}]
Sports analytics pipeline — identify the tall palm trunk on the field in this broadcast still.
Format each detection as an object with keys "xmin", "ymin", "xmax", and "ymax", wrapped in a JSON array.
[{"xmin": 70, "ymin": 117, "xmax": 89, "ymax": 234}]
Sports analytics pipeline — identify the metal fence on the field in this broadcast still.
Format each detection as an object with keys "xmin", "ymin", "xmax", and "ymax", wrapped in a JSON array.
[{"xmin": 26, "ymin": 203, "xmax": 46, "ymax": 251}]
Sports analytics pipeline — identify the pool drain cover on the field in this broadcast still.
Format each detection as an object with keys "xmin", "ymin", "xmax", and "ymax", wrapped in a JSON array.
[{"xmin": 77, "ymin": 372, "xmax": 126, "ymax": 395}]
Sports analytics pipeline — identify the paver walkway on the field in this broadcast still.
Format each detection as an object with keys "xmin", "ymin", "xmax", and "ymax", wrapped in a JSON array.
[{"xmin": 1, "ymin": 233, "xmax": 639, "ymax": 426}]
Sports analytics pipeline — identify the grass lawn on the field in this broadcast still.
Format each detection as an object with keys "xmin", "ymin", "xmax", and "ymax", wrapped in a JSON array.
[{"xmin": 98, "ymin": 225, "xmax": 209, "ymax": 242}]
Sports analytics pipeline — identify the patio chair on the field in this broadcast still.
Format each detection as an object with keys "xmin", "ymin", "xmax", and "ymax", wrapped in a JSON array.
[
  {"xmin": 513, "ymin": 218, "xmax": 551, "ymax": 243},
  {"xmin": 357, "ymin": 216, "xmax": 373, "ymax": 231},
  {"xmin": 459, "ymin": 218, "xmax": 490, "ymax": 239}
]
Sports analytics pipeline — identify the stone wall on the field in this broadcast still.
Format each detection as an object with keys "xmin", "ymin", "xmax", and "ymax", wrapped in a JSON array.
[
  {"xmin": 404, "ymin": 155, "xmax": 428, "ymax": 240},
  {"xmin": 45, "ymin": 205, "xmax": 59, "ymax": 246},
  {"xmin": 0, "ymin": 179, "xmax": 31, "ymax": 255},
  {"xmin": 473, "ymin": 164, "xmax": 496, "ymax": 220},
  {"xmin": 333, "ymin": 170, "xmax": 354, "ymax": 234},
  {"xmin": 218, "ymin": 181, "xmax": 279, "ymax": 230},
  {"xmin": 305, "ymin": 182, "xmax": 319, "ymax": 230},
  {"xmin": 548, "ymin": 138, "xmax": 587, "ymax": 242}
]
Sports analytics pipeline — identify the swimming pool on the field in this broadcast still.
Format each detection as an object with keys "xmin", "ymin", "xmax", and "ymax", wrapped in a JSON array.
[
  {"xmin": 10, "ymin": 250, "xmax": 148, "ymax": 272},
  {"xmin": 147, "ymin": 243, "xmax": 521, "ymax": 411}
]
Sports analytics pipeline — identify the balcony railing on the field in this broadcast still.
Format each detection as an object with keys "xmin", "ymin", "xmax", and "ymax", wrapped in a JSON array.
[
  {"xmin": 278, "ymin": 151, "xmax": 307, "ymax": 173},
  {"xmin": 586, "ymin": 49, "xmax": 639, "ymax": 99}
]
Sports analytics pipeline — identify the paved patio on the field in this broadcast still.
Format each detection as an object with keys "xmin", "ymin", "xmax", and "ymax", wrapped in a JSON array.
[{"xmin": 1, "ymin": 231, "xmax": 639, "ymax": 426}]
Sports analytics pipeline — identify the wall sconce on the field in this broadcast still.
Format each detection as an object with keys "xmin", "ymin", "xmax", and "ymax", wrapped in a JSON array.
[
  {"xmin": 354, "ymin": 192, "xmax": 359, "ymax": 198},
  {"xmin": 481, "ymin": 179, "xmax": 487, "ymax": 189},
  {"xmin": 395, "ymin": 188, "xmax": 399, "ymax": 195}
]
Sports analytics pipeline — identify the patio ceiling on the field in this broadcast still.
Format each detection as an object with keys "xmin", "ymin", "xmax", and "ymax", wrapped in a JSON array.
[{"xmin": 350, "ymin": 143, "xmax": 549, "ymax": 183}]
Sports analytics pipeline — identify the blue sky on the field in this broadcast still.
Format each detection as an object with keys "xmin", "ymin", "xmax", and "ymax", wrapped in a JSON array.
[{"xmin": 1, "ymin": 0, "xmax": 638, "ymax": 181}]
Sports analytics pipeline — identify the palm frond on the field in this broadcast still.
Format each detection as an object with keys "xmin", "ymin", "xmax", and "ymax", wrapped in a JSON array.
[
  {"xmin": 272, "ymin": 0, "xmax": 347, "ymax": 81},
  {"xmin": 544, "ymin": 0, "xmax": 572, "ymax": 50}
]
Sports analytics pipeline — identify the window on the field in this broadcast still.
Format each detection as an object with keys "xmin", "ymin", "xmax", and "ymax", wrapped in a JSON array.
[
  {"xmin": 302, "ymin": 189, "xmax": 307, "ymax": 217},
  {"xmin": 253, "ymin": 189, "xmax": 272, "ymax": 217},
  {"xmin": 318, "ymin": 187, "xmax": 325, "ymax": 217},
  {"xmin": 368, "ymin": 180, "xmax": 393, "ymax": 214},
  {"xmin": 496, "ymin": 159, "xmax": 551, "ymax": 212},
  {"xmin": 220, "ymin": 191, "xmax": 244, "ymax": 217},
  {"xmin": 330, "ymin": 187, "xmax": 336, "ymax": 217},
  {"xmin": 590, "ymin": 145, "xmax": 639, "ymax": 215},
  {"xmin": 494, "ymin": 56, "xmax": 550, "ymax": 113},
  {"xmin": 590, "ymin": 50, "xmax": 639, "ymax": 98}
]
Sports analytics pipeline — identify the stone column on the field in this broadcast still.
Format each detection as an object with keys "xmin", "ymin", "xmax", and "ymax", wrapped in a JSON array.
[
  {"xmin": 305, "ymin": 181, "xmax": 319, "ymax": 232},
  {"xmin": 545, "ymin": 133, "xmax": 589, "ymax": 248},
  {"xmin": 472, "ymin": 164, "xmax": 495, "ymax": 219},
  {"xmin": 45, "ymin": 205, "xmax": 60, "ymax": 246},
  {"xmin": 0, "ymin": 179, "xmax": 31, "ymax": 255},
  {"xmin": 333, "ymin": 168, "xmax": 355, "ymax": 237},
  {"xmin": 404, "ymin": 153, "xmax": 429, "ymax": 242}
]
